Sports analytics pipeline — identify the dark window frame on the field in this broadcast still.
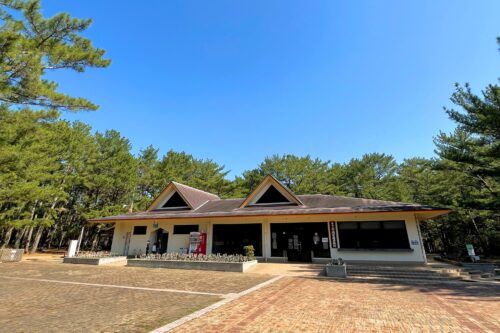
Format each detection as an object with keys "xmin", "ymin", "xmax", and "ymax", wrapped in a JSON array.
[
  {"xmin": 212, "ymin": 223, "xmax": 262, "ymax": 256},
  {"xmin": 133, "ymin": 226, "xmax": 147, "ymax": 235},
  {"xmin": 173, "ymin": 224, "xmax": 199, "ymax": 234},
  {"xmin": 338, "ymin": 220, "xmax": 410, "ymax": 249}
]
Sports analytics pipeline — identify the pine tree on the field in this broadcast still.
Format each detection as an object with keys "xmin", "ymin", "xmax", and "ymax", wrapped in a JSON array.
[{"xmin": 0, "ymin": 0, "xmax": 110, "ymax": 111}]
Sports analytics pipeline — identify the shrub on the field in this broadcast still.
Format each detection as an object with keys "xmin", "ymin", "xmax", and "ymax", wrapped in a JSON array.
[
  {"xmin": 243, "ymin": 245, "xmax": 255, "ymax": 259},
  {"xmin": 75, "ymin": 251, "xmax": 120, "ymax": 258},
  {"xmin": 328, "ymin": 258, "xmax": 345, "ymax": 266},
  {"xmin": 138, "ymin": 253, "xmax": 251, "ymax": 262}
]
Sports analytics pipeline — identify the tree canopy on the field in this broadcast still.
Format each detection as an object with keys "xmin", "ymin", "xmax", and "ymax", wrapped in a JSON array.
[
  {"xmin": 0, "ymin": 1, "xmax": 498, "ymax": 257},
  {"xmin": 0, "ymin": 0, "xmax": 110, "ymax": 111}
]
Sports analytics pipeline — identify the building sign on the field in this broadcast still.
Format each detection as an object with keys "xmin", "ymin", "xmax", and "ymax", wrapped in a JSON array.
[
  {"xmin": 411, "ymin": 240, "xmax": 419, "ymax": 246},
  {"xmin": 322, "ymin": 237, "xmax": 329, "ymax": 250},
  {"xmin": 153, "ymin": 222, "xmax": 159, "ymax": 229},
  {"xmin": 329, "ymin": 222, "xmax": 337, "ymax": 248},
  {"xmin": 466, "ymin": 244, "xmax": 475, "ymax": 256}
]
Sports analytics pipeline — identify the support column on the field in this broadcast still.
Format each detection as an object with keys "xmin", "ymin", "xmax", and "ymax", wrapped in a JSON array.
[
  {"xmin": 414, "ymin": 215, "xmax": 427, "ymax": 264},
  {"xmin": 206, "ymin": 221, "xmax": 213, "ymax": 255},
  {"xmin": 262, "ymin": 220, "xmax": 270, "ymax": 260}
]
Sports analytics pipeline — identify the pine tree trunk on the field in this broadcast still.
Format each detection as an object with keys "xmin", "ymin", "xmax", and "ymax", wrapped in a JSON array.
[
  {"xmin": 24, "ymin": 226, "xmax": 34, "ymax": 253},
  {"xmin": 0, "ymin": 226, "xmax": 14, "ymax": 248},
  {"xmin": 58, "ymin": 231, "xmax": 66, "ymax": 249},
  {"xmin": 23, "ymin": 201, "xmax": 38, "ymax": 253},
  {"xmin": 14, "ymin": 227, "xmax": 27, "ymax": 249},
  {"xmin": 30, "ymin": 226, "xmax": 45, "ymax": 254},
  {"xmin": 37, "ymin": 196, "xmax": 60, "ymax": 251},
  {"xmin": 44, "ymin": 224, "xmax": 57, "ymax": 249},
  {"xmin": 91, "ymin": 232, "xmax": 99, "ymax": 251}
]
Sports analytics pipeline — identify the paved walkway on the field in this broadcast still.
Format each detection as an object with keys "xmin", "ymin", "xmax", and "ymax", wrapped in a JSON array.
[
  {"xmin": 0, "ymin": 261, "xmax": 272, "ymax": 332},
  {"xmin": 246, "ymin": 262, "xmax": 325, "ymax": 276},
  {"xmin": 169, "ymin": 277, "xmax": 500, "ymax": 332},
  {"xmin": 2, "ymin": 261, "xmax": 499, "ymax": 332},
  {"xmin": 0, "ymin": 261, "xmax": 270, "ymax": 294}
]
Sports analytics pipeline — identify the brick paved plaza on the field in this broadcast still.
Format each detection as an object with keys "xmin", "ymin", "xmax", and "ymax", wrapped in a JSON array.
[
  {"xmin": 0, "ymin": 261, "xmax": 271, "ymax": 332},
  {"xmin": 0, "ymin": 261, "xmax": 499, "ymax": 332},
  {"xmin": 170, "ymin": 277, "xmax": 500, "ymax": 333}
]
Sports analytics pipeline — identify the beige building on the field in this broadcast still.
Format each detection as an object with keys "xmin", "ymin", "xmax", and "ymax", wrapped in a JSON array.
[{"xmin": 91, "ymin": 175, "xmax": 450, "ymax": 264}]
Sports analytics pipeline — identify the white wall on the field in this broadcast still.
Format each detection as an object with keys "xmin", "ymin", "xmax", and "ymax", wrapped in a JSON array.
[
  {"xmin": 168, "ymin": 234, "xmax": 190, "ymax": 253},
  {"xmin": 110, "ymin": 220, "xmax": 207, "ymax": 256},
  {"xmin": 109, "ymin": 212, "xmax": 426, "ymax": 263},
  {"xmin": 110, "ymin": 221, "xmax": 150, "ymax": 256}
]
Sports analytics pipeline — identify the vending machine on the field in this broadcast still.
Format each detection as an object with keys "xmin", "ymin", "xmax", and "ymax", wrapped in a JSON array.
[{"xmin": 188, "ymin": 231, "xmax": 207, "ymax": 255}]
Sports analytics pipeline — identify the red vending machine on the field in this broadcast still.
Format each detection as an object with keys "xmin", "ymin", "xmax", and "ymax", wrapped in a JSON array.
[
  {"xmin": 188, "ymin": 232, "xmax": 207, "ymax": 255},
  {"xmin": 197, "ymin": 232, "xmax": 207, "ymax": 254}
]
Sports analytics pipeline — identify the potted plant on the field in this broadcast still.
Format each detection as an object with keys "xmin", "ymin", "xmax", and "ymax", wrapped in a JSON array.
[
  {"xmin": 243, "ymin": 245, "xmax": 255, "ymax": 260},
  {"xmin": 325, "ymin": 258, "xmax": 347, "ymax": 278}
]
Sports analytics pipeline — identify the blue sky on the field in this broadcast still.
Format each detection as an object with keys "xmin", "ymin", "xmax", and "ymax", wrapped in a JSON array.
[{"xmin": 43, "ymin": 1, "xmax": 500, "ymax": 178}]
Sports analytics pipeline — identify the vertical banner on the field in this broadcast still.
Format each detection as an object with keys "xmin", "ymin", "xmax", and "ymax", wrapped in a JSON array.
[{"xmin": 329, "ymin": 221, "xmax": 337, "ymax": 248}]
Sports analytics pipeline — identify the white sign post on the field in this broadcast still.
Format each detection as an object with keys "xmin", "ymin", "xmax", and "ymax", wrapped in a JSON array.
[
  {"xmin": 466, "ymin": 244, "xmax": 475, "ymax": 256},
  {"xmin": 466, "ymin": 244, "xmax": 480, "ymax": 262},
  {"xmin": 68, "ymin": 240, "xmax": 78, "ymax": 257}
]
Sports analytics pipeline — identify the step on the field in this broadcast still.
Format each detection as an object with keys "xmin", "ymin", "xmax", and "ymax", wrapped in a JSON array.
[
  {"xmin": 347, "ymin": 268, "xmax": 452, "ymax": 274},
  {"xmin": 348, "ymin": 275, "xmax": 467, "ymax": 282},
  {"xmin": 347, "ymin": 272, "xmax": 465, "ymax": 281},
  {"xmin": 347, "ymin": 269, "xmax": 456, "ymax": 277}
]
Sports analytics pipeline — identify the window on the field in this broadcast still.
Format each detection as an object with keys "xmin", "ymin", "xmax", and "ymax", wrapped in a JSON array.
[
  {"xmin": 133, "ymin": 226, "xmax": 147, "ymax": 235},
  {"xmin": 254, "ymin": 185, "xmax": 293, "ymax": 205},
  {"xmin": 212, "ymin": 224, "xmax": 262, "ymax": 256},
  {"xmin": 161, "ymin": 192, "xmax": 189, "ymax": 209},
  {"xmin": 173, "ymin": 225, "xmax": 199, "ymax": 234},
  {"xmin": 338, "ymin": 221, "xmax": 409, "ymax": 249}
]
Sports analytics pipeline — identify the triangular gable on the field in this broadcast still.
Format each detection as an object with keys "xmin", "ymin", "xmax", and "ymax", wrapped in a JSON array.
[
  {"xmin": 161, "ymin": 191, "xmax": 189, "ymax": 209},
  {"xmin": 255, "ymin": 185, "xmax": 290, "ymax": 204},
  {"xmin": 147, "ymin": 181, "xmax": 220, "ymax": 211},
  {"xmin": 239, "ymin": 175, "xmax": 303, "ymax": 208}
]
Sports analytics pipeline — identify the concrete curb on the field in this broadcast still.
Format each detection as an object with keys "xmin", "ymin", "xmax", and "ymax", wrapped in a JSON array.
[
  {"xmin": 128, "ymin": 259, "xmax": 258, "ymax": 272},
  {"xmin": 63, "ymin": 256, "xmax": 127, "ymax": 265}
]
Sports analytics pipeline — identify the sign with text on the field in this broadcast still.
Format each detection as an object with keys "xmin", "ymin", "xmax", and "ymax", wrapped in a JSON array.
[{"xmin": 329, "ymin": 222, "xmax": 337, "ymax": 248}]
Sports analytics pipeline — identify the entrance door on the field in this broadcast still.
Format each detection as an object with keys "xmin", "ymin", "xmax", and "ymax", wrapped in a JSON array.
[
  {"xmin": 286, "ymin": 228, "xmax": 312, "ymax": 262},
  {"xmin": 159, "ymin": 232, "xmax": 169, "ymax": 254},
  {"xmin": 156, "ymin": 229, "xmax": 168, "ymax": 254},
  {"xmin": 123, "ymin": 232, "xmax": 131, "ymax": 256},
  {"xmin": 271, "ymin": 223, "xmax": 330, "ymax": 262}
]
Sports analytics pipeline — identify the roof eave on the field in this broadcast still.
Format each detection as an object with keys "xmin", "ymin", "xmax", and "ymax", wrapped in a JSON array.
[{"xmin": 88, "ymin": 208, "xmax": 452, "ymax": 223}]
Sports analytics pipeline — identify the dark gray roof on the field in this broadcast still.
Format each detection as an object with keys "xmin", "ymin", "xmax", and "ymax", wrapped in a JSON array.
[
  {"xmin": 91, "ymin": 194, "xmax": 449, "ymax": 222},
  {"xmin": 171, "ymin": 181, "xmax": 220, "ymax": 209}
]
